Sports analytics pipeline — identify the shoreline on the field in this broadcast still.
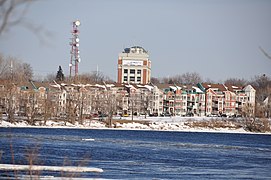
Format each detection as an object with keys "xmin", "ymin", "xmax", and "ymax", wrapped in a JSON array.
[{"xmin": 1, "ymin": 118, "xmax": 270, "ymax": 135}]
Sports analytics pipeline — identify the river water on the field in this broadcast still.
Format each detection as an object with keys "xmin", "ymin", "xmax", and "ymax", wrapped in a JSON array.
[{"xmin": 0, "ymin": 128, "xmax": 271, "ymax": 179}]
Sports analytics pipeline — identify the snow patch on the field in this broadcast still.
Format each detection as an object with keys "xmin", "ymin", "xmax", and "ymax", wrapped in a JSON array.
[{"xmin": 1, "ymin": 117, "xmax": 270, "ymax": 135}]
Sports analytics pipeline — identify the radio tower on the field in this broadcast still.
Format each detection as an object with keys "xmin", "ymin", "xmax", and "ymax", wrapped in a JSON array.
[{"xmin": 69, "ymin": 20, "xmax": 81, "ymax": 78}]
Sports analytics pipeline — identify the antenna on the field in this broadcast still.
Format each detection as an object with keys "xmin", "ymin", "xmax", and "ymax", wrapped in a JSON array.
[
  {"xmin": 10, "ymin": 60, "xmax": 13, "ymax": 80},
  {"xmin": 69, "ymin": 20, "xmax": 81, "ymax": 78},
  {"xmin": 10, "ymin": 60, "xmax": 13, "ymax": 73}
]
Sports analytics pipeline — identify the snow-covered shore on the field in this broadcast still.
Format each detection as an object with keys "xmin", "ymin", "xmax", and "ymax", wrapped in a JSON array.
[{"xmin": 1, "ymin": 116, "xmax": 270, "ymax": 135}]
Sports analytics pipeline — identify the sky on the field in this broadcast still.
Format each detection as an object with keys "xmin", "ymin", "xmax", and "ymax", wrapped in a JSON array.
[{"xmin": 0, "ymin": 0, "xmax": 271, "ymax": 82}]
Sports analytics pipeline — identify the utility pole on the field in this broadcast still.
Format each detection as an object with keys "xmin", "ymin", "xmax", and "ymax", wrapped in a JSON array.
[{"xmin": 103, "ymin": 81, "xmax": 113, "ymax": 128}]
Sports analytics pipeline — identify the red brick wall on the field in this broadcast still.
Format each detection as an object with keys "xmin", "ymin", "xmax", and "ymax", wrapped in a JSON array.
[
  {"xmin": 143, "ymin": 69, "xmax": 147, "ymax": 84},
  {"xmin": 117, "ymin": 59, "xmax": 122, "ymax": 83},
  {"xmin": 117, "ymin": 69, "xmax": 122, "ymax": 83}
]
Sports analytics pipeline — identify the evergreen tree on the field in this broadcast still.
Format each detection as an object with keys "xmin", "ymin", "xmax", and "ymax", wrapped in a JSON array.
[{"xmin": 56, "ymin": 66, "xmax": 64, "ymax": 82}]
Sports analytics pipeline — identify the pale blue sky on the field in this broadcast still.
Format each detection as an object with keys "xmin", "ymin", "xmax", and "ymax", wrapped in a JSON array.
[{"xmin": 0, "ymin": 0, "xmax": 271, "ymax": 82}]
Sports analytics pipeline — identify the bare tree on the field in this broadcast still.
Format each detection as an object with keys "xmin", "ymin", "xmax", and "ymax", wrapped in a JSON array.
[
  {"xmin": 241, "ymin": 102, "xmax": 255, "ymax": 118},
  {"xmin": 25, "ymin": 90, "xmax": 39, "ymax": 125},
  {"xmin": 44, "ymin": 73, "xmax": 56, "ymax": 82},
  {"xmin": 250, "ymin": 75, "xmax": 271, "ymax": 101},
  {"xmin": 161, "ymin": 72, "xmax": 203, "ymax": 85},
  {"xmin": 180, "ymin": 72, "xmax": 202, "ymax": 85},
  {"xmin": 66, "ymin": 94, "xmax": 77, "ymax": 125},
  {"xmin": 4, "ymin": 82, "xmax": 17, "ymax": 123},
  {"xmin": 0, "ymin": 53, "xmax": 9, "ymax": 78},
  {"xmin": 22, "ymin": 62, "xmax": 33, "ymax": 80},
  {"xmin": 150, "ymin": 77, "xmax": 160, "ymax": 84},
  {"xmin": 160, "ymin": 76, "xmax": 174, "ymax": 84},
  {"xmin": 224, "ymin": 78, "xmax": 247, "ymax": 87},
  {"xmin": 0, "ymin": 56, "xmax": 34, "ymax": 123},
  {"xmin": 78, "ymin": 72, "xmax": 113, "ymax": 84},
  {"xmin": 204, "ymin": 78, "xmax": 215, "ymax": 84},
  {"xmin": 0, "ymin": 54, "xmax": 33, "ymax": 83},
  {"xmin": 127, "ymin": 88, "xmax": 141, "ymax": 121},
  {"xmin": 259, "ymin": 46, "xmax": 271, "ymax": 60},
  {"xmin": 37, "ymin": 87, "xmax": 54, "ymax": 125},
  {"xmin": 250, "ymin": 74, "xmax": 271, "ymax": 118},
  {"xmin": 103, "ymin": 84, "xmax": 117, "ymax": 128},
  {"xmin": 140, "ymin": 89, "xmax": 151, "ymax": 118},
  {"xmin": 0, "ymin": 0, "xmax": 32, "ymax": 35},
  {"xmin": 0, "ymin": 0, "xmax": 53, "ymax": 46}
]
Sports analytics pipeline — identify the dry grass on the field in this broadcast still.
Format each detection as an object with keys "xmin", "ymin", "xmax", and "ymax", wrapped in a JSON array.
[
  {"xmin": 185, "ymin": 118, "xmax": 271, "ymax": 133},
  {"xmin": 186, "ymin": 119, "xmax": 243, "ymax": 129},
  {"xmin": 244, "ymin": 118, "xmax": 271, "ymax": 133},
  {"xmin": 105, "ymin": 119, "xmax": 151, "ymax": 127}
]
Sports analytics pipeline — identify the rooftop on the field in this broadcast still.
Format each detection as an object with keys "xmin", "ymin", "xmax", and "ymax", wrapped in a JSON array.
[{"xmin": 123, "ymin": 46, "xmax": 148, "ymax": 54}]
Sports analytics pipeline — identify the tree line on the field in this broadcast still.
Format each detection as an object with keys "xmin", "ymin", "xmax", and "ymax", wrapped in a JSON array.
[{"xmin": 1, "ymin": 54, "xmax": 270, "ymax": 117}]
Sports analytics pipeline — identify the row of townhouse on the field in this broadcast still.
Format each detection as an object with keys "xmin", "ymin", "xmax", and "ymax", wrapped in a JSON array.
[
  {"xmin": 200, "ymin": 83, "xmax": 256, "ymax": 117},
  {"xmin": 0, "ymin": 80, "xmax": 256, "ymax": 119}
]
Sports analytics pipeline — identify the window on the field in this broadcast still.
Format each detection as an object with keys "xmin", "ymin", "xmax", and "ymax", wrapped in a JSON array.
[
  {"xmin": 124, "ymin": 69, "xmax": 128, "ymax": 73},
  {"xmin": 137, "ymin": 70, "xmax": 141, "ymax": 74},
  {"xmin": 124, "ymin": 76, "xmax": 128, "ymax": 81},
  {"xmin": 130, "ymin": 69, "xmax": 135, "ymax": 74},
  {"xmin": 130, "ymin": 76, "xmax": 135, "ymax": 81},
  {"xmin": 137, "ymin": 77, "xmax": 141, "ymax": 82}
]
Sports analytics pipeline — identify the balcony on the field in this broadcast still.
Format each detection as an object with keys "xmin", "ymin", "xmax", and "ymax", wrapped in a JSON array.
[
  {"xmin": 187, "ymin": 98, "xmax": 195, "ymax": 102},
  {"xmin": 212, "ymin": 104, "xmax": 218, "ymax": 108}
]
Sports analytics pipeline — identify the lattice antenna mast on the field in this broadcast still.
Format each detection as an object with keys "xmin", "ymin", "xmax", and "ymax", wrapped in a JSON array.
[{"xmin": 69, "ymin": 20, "xmax": 81, "ymax": 78}]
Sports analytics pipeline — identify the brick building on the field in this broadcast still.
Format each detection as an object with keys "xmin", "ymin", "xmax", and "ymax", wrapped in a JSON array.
[{"xmin": 117, "ymin": 46, "xmax": 151, "ymax": 84}]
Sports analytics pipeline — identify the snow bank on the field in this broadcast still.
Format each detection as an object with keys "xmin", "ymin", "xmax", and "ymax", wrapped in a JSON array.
[
  {"xmin": 0, "ymin": 164, "xmax": 103, "ymax": 173},
  {"xmin": 0, "ymin": 117, "xmax": 270, "ymax": 135}
]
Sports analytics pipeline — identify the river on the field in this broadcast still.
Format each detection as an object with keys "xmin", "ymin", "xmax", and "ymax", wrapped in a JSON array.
[{"xmin": 0, "ymin": 128, "xmax": 271, "ymax": 179}]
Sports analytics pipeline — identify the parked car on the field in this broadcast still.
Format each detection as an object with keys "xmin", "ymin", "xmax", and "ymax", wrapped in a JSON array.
[
  {"xmin": 229, "ymin": 114, "xmax": 242, "ymax": 118},
  {"xmin": 160, "ymin": 112, "xmax": 172, "ymax": 117},
  {"xmin": 98, "ymin": 114, "xmax": 108, "ymax": 118},
  {"xmin": 207, "ymin": 114, "xmax": 218, "ymax": 117},
  {"xmin": 121, "ymin": 114, "xmax": 129, "ymax": 117},
  {"xmin": 2, "ymin": 112, "xmax": 8, "ymax": 116},
  {"xmin": 91, "ymin": 113, "xmax": 99, "ymax": 118},
  {"xmin": 220, "ymin": 114, "xmax": 227, "ymax": 117},
  {"xmin": 149, "ymin": 113, "xmax": 158, "ymax": 117},
  {"xmin": 186, "ymin": 112, "xmax": 194, "ymax": 117}
]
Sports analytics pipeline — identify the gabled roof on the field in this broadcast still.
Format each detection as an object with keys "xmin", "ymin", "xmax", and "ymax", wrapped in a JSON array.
[
  {"xmin": 20, "ymin": 81, "xmax": 50, "ymax": 91},
  {"xmin": 155, "ymin": 83, "xmax": 174, "ymax": 90},
  {"xmin": 224, "ymin": 84, "xmax": 243, "ymax": 92},
  {"xmin": 154, "ymin": 83, "xmax": 184, "ymax": 90},
  {"xmin": 201, "ymin": 83, "xmax": 227, "ymax": 92}
]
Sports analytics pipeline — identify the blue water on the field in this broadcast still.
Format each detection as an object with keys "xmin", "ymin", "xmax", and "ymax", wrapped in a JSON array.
[{"xmin": 0, "ymin": 128, "xmax": 271, "ymax": 179}]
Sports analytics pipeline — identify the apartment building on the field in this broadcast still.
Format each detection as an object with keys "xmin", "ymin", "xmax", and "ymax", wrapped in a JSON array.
[
  {"xmin": 200, "ymin": 83, "xmax": 256, "ymax": 116},
  {"xmin": 117, "ymin": 46, "xmax": 151, "ymax": 84},
  {"xmin": 185, "ymin": 86, "xmax": 205, "ymax": 116},
  {"xmin": 150, "ymin": 85, "xmax": 164, "ymax": 115},
  {"xmin": 0, "ymin": 81, "xmax": 256, "ymax": 119},
  {"xmin": 156, "ymin": 84, "xmax": 188, "ymax": 116}
]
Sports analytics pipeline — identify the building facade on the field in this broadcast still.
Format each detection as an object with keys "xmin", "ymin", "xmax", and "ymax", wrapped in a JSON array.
[
  {"xmin": 117, "ymin": 46, "xmax": 151, "ymax": 84},
  {"xmin": 0, "ymin": 80, "xmax": 257, "ymax": 121}
]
